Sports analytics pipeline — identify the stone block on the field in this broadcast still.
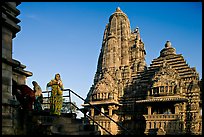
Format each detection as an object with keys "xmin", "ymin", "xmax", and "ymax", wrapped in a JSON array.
[
  {"xmin": 2, "ymin": 84, "xmax": 9, "ymax": 93},
  {"xmin": 2, "ymin": 48, "xmax": 12, "ymax": 59},
  {"xmin": 2, "ymin": 127, "xmax": 15, "ymax": 135},
  {"xmin": 2, "ymin": 119, "xmax": 13, "ymax": 127},
  {"xmin": 2, "ymin": 62, "xmax": 8, "ymax": 70},
  {"xmin": 2, "ymin": 27, "xmax": 12, "ymax": 47},
  {"xmin": 2, "ymin": 92, "xmax": 13, "ymax": 104},
  {"xmin": 2, "ymin": 71, "xmax": 12, "ymax": 84}
]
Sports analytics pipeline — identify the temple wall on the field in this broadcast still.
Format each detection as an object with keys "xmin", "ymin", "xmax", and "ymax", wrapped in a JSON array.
[{"xmin": 2, "ymin": 2, "xmax": 33, "ymax": 135}]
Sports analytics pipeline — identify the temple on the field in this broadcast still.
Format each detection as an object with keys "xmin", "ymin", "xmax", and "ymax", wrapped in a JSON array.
[{"xmin": 83, "ymin": 7, "xmax": 202, "ymax": 135}]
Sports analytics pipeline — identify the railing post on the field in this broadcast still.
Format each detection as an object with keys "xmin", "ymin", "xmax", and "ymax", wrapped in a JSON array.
[
  {"xmin": 68, "ymin": 89, "xmax": 72, "ymax": 114},
  {"xmin": 48, "ymin": 90, "xmax": 49, "ymax": 98}
]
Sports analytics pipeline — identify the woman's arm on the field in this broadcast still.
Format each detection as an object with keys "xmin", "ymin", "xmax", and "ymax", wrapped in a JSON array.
[
  {"xmin": 59, "ymin": 80, "xmax": 64, "ymax": 90},
  {"xmin": 47, "ymin": 80, "xmax": 53, "ymax": 87}
]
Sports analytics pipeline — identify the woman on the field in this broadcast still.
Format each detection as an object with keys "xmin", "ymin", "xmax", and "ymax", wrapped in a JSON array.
[
  {"xmin": 47, "ymin": 73, "xmax": 64, "ymax": 116},
  {"xmin": 32, "ymin": 81, "xmax": 43, "ymax": 112},
  {"xmin": 12, "ymin": 79, "xmax": 35, "ymax": 111}
]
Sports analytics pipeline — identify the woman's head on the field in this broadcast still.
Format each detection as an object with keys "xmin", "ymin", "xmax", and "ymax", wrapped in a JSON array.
[
  {"xmin": 55, "ymin": 73, "xmax": 61, "ymax": 81},
  {"xmin": 32, "ymin": 81, "xmax": 38, "ymax": 86}
]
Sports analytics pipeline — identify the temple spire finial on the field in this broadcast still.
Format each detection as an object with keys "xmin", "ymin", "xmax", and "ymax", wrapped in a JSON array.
[
  {"xmin": 116, "ymin": 7, "xmax": 122, "ymax": 12},
  {"xmin": 134, "ymin": 27, "xmax": 141, "ymax": 40},
  {"xmin": 165, "ymin": 40, "xmax": 172, "ymax": 48}
]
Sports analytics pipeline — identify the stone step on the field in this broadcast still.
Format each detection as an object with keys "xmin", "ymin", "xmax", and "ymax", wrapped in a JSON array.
[
  {"xmin": 51, "ymin": 119, "xmax": 83, "ymax": 133},
  {"xmin": 61, "ymin": 113, "xmax": 77, "ymax": 119},
  {"xmin": 51, "ymin": 130, "xmax": 100, "ymax": 135},
  {"xmin": 52, "ymin": 117, "xmax": 72, "ymax": 124},
  {"xmin": 79, "ymin": 124, "xmax": 98, "ymax": 131},
  {"xmin": 73, "ymin": 118, "xmax": 83, "ymax": 124},
  {"xmin": 61, "ymin": 123, "xmax": 81, "ymax": 132},
  {"xmin": 31, "ymin": 112, "xmax": 100, "ymax": 135},
  {"xmin": 51, "ymin": 121, "xmax": 99, "ymax": 134},
  {"xmin": 74, "ymin": 130, "xmax": 101, "ymax": 135}
]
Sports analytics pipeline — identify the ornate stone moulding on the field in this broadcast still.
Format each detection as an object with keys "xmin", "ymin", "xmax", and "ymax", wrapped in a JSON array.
[
  {"xmin": 135, "ymin": 95, "xmax": 187, "ymax": 103},
  {"xmin": 82, "ymin": 100, "xmax": 122, "ymax": 106}
]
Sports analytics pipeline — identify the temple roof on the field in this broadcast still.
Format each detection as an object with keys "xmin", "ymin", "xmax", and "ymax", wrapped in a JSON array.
[{"xmin": 136, "ymin": 41, "xmax": 199, "ymax": 85}]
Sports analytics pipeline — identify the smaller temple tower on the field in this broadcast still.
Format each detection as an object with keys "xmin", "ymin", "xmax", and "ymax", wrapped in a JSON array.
[{"xmin": 132, "ymin": 41, "xmax": 202, "ymax": 135}]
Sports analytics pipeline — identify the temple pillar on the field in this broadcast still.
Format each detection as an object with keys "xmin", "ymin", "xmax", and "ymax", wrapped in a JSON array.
[
  {"xmin": 101, "ymin": 107, "xmax": 105, "ymax": 115},
  {"xmin": 90, "ymin": 108, "xmax": 94, "ymax": 116},
  {"xmin": 167, "ymin": 86, "xmax": 169, "ymax": 94},
  {"xmin": 108, "ymin": 106, "xmax": 113, "ymax": 116},
  {"xmin": 147, "ymin": 90, "xmax": 150, "ymax": 99},
  {"xmin": 146, "ymin": 121, "xmax": 150, "ymax": 131},
  {"xmin": 174, "ymin": 103, "xmax": 179, "ymax": 114},
  {"xmin": 147, "ymin": 106, "xmax": 152, "ymax": 115}
]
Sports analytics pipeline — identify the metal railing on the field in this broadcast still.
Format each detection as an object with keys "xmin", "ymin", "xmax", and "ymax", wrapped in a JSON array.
[
  {"xmin": 42, "ymin": 89, "xmax": 72, "ymax": 113},
  {"xmin": 41, "ymin": 88, "xmax": 133, "ymax": 135}
]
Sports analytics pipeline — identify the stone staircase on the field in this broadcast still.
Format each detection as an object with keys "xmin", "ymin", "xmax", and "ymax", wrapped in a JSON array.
[{"xmin": 30, "ymin": 111, "xmax": 100, "ymax": 135}]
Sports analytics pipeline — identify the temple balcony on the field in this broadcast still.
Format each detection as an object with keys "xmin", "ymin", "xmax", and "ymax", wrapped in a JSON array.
[
  {"xmin": 143, "ymin": 114, "xmax": 184, "ymax": 135},
  {"xmin": 143, "ymin": 114, "xmax": 202, "ymax": 135},
  {"xmin": 144, "ymin": 114, "xmax": 182, "ymax": 121}
]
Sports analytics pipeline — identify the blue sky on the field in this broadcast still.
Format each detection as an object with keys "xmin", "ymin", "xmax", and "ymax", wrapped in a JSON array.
[{"xmin": 13, "ymin": 2, "xmax": 202, "ymax": 114}]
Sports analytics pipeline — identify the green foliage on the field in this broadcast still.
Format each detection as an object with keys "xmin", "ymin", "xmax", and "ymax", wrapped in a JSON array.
[{"xmin": 61, "ymin": 98, "xmax": 78, "ymax": 113}]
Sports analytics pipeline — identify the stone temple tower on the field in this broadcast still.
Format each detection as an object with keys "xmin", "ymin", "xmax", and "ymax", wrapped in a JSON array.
[
  {"xmin": 84, "ymin": 7, "xmax": 146, "ymax": 135},
  {"xmin": 92, "ymin": 7, "xmax": 146, "ymax": 98}
]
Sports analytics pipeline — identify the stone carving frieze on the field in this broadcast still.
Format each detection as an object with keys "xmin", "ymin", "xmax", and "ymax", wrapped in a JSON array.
[
  {"xmin": 152, "ymin": 61, "xmax": 180, "ymax": 88},
  {"xmin": 91, "ymin": 72, "xmax": 118, "ymax": 101}
]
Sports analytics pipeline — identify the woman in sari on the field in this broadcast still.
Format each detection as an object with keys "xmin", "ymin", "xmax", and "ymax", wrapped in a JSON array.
[
  {"xmin": 12, "ymin": 79, "xmax": 35, "ymax": 111},
  {"xmin": 47, "ymin": 73, "xmax": 64, "ymax": 116},
  {"xmin": 32, "ymin": 81, "xmax": 43, "ymax": 112}
]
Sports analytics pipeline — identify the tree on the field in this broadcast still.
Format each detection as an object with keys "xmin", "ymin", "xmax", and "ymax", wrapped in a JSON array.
[{"xmin": 61, "ymin": 98, "xmax": 78, "ymax": 114}]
